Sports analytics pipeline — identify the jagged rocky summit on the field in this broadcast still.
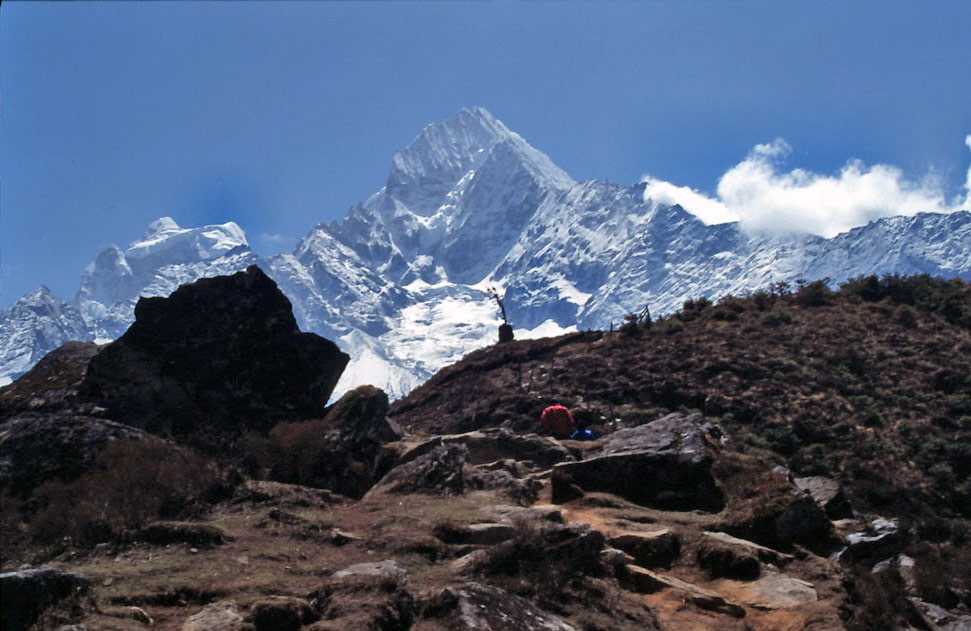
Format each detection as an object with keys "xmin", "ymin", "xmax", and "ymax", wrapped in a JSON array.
[{"xmin": 3, "ymin": 107, "xmax": 970, "ymax": 397}]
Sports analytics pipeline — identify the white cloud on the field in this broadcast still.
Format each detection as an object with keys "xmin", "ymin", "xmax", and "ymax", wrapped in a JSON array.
[{"xmin": 642, "ymin": 136, "xmax": 971, "ymax": 237}]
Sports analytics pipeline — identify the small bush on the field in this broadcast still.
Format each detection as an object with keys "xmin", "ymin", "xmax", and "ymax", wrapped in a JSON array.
[
  {"xmin": 655, "ymin": 318, "xmax": 684, "ymax": 335},
  {"xmin": 844, "ymin": 565, "xmax": 907, "ymax": 631},
  {"xmin": 478, "ymin": 518, "xmax": 599, "ymax": 605},
  {"xmin": 896, "ymin": 305, "xmax": 918, "ymax": 328},
  {"xmin": 762, "ymin": 309, "xmax": 793, "ymax": 327},
  {"xmin": 795, "ymin": 279, "xmax": 833, "ymax": 307},
  {"xmin": 680, "ymin": 297, "xmax": 712, "ymax": 320},
  {"xmin": 750, "ymin": 289, "xmax": 775, "ymax": 311},
  {"xmin": 29, "ymin": 439, "xmax": 233, "ymax": 547},
  {"xmin": 267, "ymin": 419, "xmax": 331, "ymax": 486},
  {"xmin": 0, "ymin": 492, "xmax": 25, "ymax": 564}
]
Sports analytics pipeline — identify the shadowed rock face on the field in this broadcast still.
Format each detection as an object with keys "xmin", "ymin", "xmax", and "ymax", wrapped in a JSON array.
[
  {"xmin": 80, "ymin": 266, "xmax": 349, "ymax": 441},
  {"xmin": 552, "ymin": 413, "xmax": 726, "ymax": 512},
  {"xmin": 0, "ymin": 567, "xmax": 90, "ymax": 631},
  {"xmin": 0, "ymin": 413, "xmax": 148, "ymax": 496}
]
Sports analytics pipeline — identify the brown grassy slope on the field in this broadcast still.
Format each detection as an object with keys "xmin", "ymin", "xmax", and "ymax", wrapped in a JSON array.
[{"xmin": 391, "ymin": 277, "xmax": 971, "ymax": 523}]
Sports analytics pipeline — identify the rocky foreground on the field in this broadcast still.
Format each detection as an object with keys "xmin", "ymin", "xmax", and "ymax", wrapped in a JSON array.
[{"xmin": 2, "ymin": 270, "xmax": 971, "ymax": 630}]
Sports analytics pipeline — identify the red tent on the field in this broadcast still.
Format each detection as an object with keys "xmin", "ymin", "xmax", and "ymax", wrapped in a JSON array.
[{"xmin": 540, "ymin": 404, "xmax": 575, "ymax": 437}]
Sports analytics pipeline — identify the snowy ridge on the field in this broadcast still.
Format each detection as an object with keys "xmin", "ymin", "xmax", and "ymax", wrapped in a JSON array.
[{"xmin": 3, "ymin": 108, "xmax": 970, "ymax": 398}]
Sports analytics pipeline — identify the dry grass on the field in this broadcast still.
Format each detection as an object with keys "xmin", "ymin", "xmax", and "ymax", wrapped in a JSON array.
[{"xmin": 25, "ymin": 439, "xmax": 235, "ymax": 549}]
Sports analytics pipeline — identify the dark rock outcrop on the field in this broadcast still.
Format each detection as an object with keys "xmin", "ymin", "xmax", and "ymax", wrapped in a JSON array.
[
  {"xmin": 697, "ymin": 537, "xmax": 762, "ymax": 580},
  {"xmin": 0, "ymin": 342, "xmax": 101, "ymax": 422},
  {"xmin": 368, "ymin": 443, "xmax": 467, "ymax": 496},
  {"xmin": 608, "ymin": 529, "xmax": 681, "ymax": 570},
  {"xmin": 793, "ymin": 476, "xmax": 853, "ymax": 519},
  {"xmin": 273, "ymin": 386, "xmax": 402, "ymax": 498},
  {"xmin": 307, "ymin": 561, "xmax": 414, "ymax": 630},
  {"xmin": 248, "ymin": 596, "xmax": 318, "ymax": 631},
  {"xmin": 0, "ymin": 567, "xmax": 89, "ymax": 631},
  {"xmin": 838, "ymin": 517, "xmax": 902, "ymax": 565},
  {"xmin": 137, "ymin": 521, "xmax": 233, "ymax": 547},
  {"xmin": 716, "ymin": 489, "xmax": 835, "ymax": 552},
  {"xmin": 551, "ymin": 413, "xmax": 725, "ymax": 512},
  {"xmin": 465, "ymin": 459, "xmax": 543, "ymax": 506},
  {"xmin": 0, "ymin": 412, "xmax": 148, "ymax": 496},
  {"xmin": 422, "ymin": 582, "xmax": 576, "ymax": 630},
  {"xmin": 80, "ymin": 266, "xmax": 348, "ymax": 440}
]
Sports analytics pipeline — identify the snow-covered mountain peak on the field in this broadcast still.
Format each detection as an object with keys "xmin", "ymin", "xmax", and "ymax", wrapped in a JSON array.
[
  {"xmin": 19, "ymin": 286, "xmax": 60, "ymax": 310},
  {"xmin": 386, "ymin": 108, "xmax": 511, "ymax": 214},
  {"xmin": 127, "ymin": 218, "xmax": 248, "ymax": 263},
  {"xmin": 144, "ymin": 216, "xmax": 182, "ymax": 238},
  {"xmin": 4, "ymin": 110, "xmax": 970, "ymax": 401}
]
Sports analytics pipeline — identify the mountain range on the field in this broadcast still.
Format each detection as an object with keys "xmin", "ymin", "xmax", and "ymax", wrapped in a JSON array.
[{"xmin": 3, "ymin": 107, "xmax": 970, "ymax": 396}]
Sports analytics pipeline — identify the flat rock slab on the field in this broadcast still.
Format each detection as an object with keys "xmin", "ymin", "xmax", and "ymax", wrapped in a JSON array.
[
  {"xmin": 333, "ymin": 560, "xmax": 407, "ymax": 582},
  {"xmin": 437, "ymin": 523, "xmax": 517, "ymax": 546},
  {"xmin": 701, "ymin": 531, "xmax": 793, "ymax": 565},
  {"xmin": 397, "ymin": 429, "xmax": 574, "ymax": 470},
  {"xmin": 622, "ymin": 565, "xmax": 745, "ymax": 618},
  {"xmin": 720, "ymin": 573, "xmax": 818, "ymax": 610}
]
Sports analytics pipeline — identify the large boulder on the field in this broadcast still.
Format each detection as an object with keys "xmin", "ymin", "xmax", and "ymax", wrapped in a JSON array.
[
  {"xmin": 697, "ymin": 533, "xmax": 765, "ymax": 580},
  {"xmin": 0, "ymin": 412, "xmax": 148, "ymax": 496},
  {"xmin": 0, "ymin": 567, "xmax": 90, "ymax": 631},
  {"xmin": 269, "ymin": 386, "xmax": 402, "ymax": 498},
  {"xmin": 307, "ymin": 561, "xmax": 414, "ymax": 630},
  {"xmin": 422, "ymin": 582, "xmax": 576, "ymax": 630},
  {"xmin": 608, "ymin": 529, "xmax": 681, "ymax": 569},
  {"xmin": 551, "ymin": 413, "xmax": 725, "ymax": 512},
  {"xmin": 248, "ymin": 596, "xmax": 318, "ymax": 631},
  {"xmin": 713, "ymin": 463, "xmax": 836, "ymax": 551},
  {"xmin": 367, "ymin": 444, "xmax": 467, "ymax": 497},
  {"xmin": 838, "ymin": 517, "xmax": 902, "ymax": 565},
  {"xmin": 793, "ymin": 476, "xmax": 852, "ymax": 519},
  {"xmin": 80, "ymin": 266, "xmax": 348, "ymax": 440}
]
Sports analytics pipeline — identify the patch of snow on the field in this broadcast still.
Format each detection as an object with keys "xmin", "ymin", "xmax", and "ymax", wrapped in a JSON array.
[{"xmin": 518, "ymin": 319, "xmax": 578, "ymax": 340}]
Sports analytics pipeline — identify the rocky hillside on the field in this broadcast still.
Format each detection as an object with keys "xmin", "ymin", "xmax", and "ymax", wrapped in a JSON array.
[
  {"xmin": 3, "ymin": 272, "xmax": 971, "ymax": 631},
  {"xmin": 393, "ymin": 275, "xmax": 971, "ymax": 524}
]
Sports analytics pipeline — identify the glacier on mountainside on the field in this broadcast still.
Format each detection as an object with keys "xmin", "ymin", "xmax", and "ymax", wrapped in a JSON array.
[{"xmin": 3, "ymin": 107, "xmax": 970, "ymax": 399}]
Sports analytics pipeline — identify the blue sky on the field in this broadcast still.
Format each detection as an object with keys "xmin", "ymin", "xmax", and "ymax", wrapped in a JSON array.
[{"xmin": 2, "ymin": 1, "xmax": 970, "ymax": 304}]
